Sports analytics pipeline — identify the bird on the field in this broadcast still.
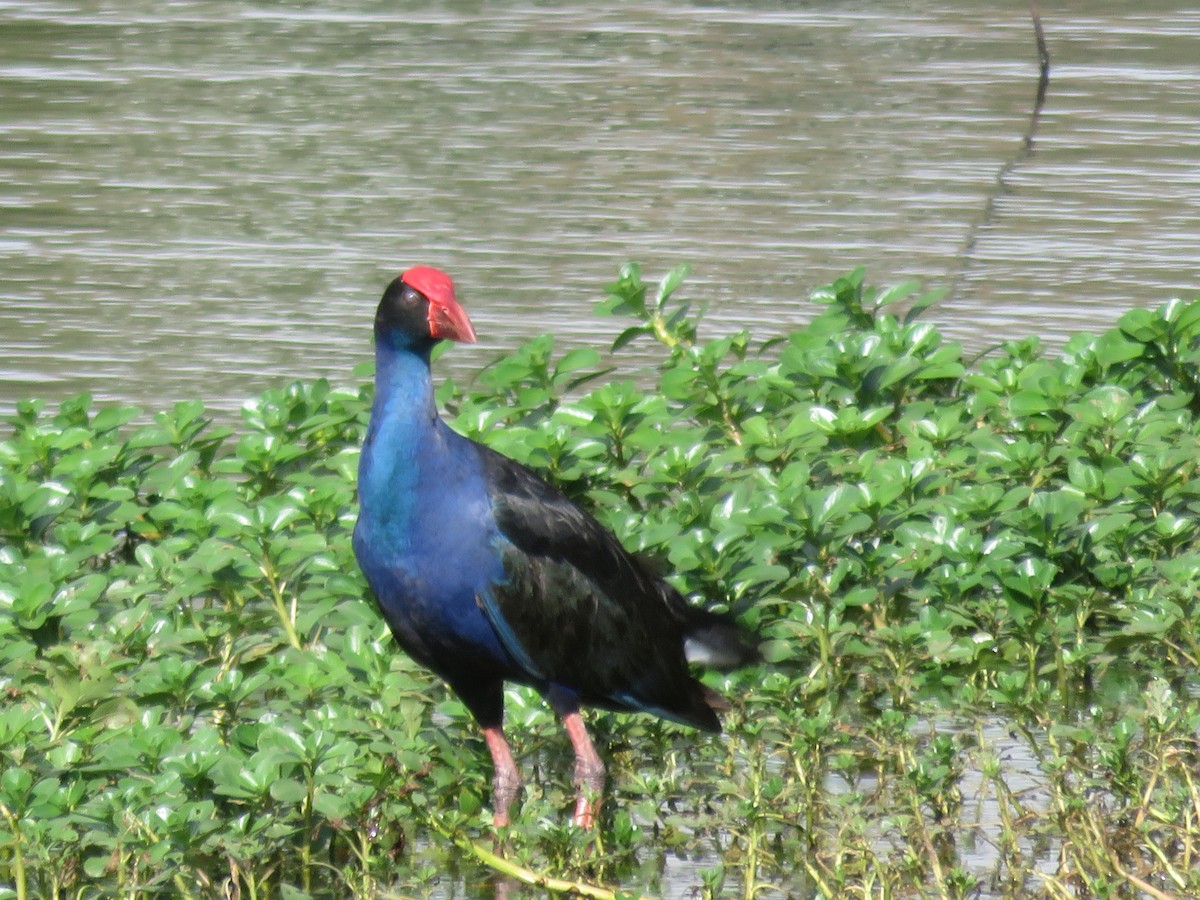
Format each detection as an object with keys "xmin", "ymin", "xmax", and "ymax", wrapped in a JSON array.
[{"xmin": 352, "ymin": 265, "xmax": 757, "ymax": 828}]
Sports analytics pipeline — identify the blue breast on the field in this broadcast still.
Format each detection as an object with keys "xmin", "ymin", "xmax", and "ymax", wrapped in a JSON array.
[{"xmin": 354, "ymin": 403, "xmax": 516, "ymax": 678}]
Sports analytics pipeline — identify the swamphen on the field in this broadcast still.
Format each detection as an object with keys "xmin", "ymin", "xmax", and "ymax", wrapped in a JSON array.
[{"xmin": 353, "ymin": 265, "xmax": 756, "ymax": 828}]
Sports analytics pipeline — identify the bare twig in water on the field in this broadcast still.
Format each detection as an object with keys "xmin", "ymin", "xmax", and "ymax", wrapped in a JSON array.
[
  {"xmin": 1031, "ymin": 0, "xmax": 1050, "ymax": 81},
  {"xmin": 948, "ymin": 1, "xmax": 1053, "ymax": 304}
]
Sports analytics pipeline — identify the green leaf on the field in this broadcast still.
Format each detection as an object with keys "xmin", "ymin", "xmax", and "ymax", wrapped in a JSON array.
[
  {"xmin": 1118, "ymin": 307, "xmax": 1166, "ymax": 343},
  {"xmin": 612, "ymin": 325, "xmax": 651, "ymax": 352},
  {"xmin": 1162, "ymin": 297, "xmax": 1200, "ymax": 337},
  {"xmin": 269, "ymin": 778, "xmax": 309, "ymax": 804},
  {"xmin": 1007, "ymin": 390, "xmax": 1056, "ymax": 417},
  {"xmin": 655, "ymin": 263, "xmax": 690, "ymax": 311},
  {"xmin": 1092, "ymin": 329, "xmax": 1145, "ymax": 366},
  {"xmin": 92, "ymin": 405, "xmax": 142, "ymax": 434}
]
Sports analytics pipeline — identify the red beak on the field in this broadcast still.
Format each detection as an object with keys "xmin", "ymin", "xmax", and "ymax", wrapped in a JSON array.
[
  {"xmin": 429, "ymin": 297, "xmax": 477, "ymax": 344},
  {"xmin": 402, "ymin": 265, "xmax": 478, "ymax": 344}
]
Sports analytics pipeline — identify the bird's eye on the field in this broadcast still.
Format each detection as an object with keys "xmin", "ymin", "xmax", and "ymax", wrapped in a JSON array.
[{"xmin": 375, "ymin": 277, "xmax": 432, "ymax": 339}]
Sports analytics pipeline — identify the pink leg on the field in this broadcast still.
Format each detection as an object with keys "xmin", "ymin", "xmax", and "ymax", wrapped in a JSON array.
[
  {"xmin": 560, "ymin": 711, "xmax": 605, "ymax": 829},
  {"xmin": 482, "ymin": 725, "xmax": 521, "ymax": 828}
]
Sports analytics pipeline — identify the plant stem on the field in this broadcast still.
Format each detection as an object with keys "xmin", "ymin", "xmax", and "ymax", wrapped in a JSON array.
[
  {"xmin": 440, "ymin": 825, "xmax": 650, "ymax": 900},
  {"xmin": 2, "ymin": 810, "xmax": 26, "ymax": 900},
  {"xmin": 650, "ymin": 313, "xmax": 681, "ymax": 350},
  {"xmin": 261, "ymin": 558, "xmax": 302, "ymax": 648}
]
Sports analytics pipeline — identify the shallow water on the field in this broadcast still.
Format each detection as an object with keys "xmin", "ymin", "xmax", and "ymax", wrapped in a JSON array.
[
  {"xmin": 401, "ymin": 712, "xmax": 1057, "ymax": 898},
  {"xmin": 2, "ymin": 1, "xmax": 1199, "ymax": 418}
]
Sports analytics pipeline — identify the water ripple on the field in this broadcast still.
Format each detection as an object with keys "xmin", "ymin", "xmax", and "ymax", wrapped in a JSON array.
[{"xmin": 1, "ymin": 2, "xmax": 1198, "ymax": 416}]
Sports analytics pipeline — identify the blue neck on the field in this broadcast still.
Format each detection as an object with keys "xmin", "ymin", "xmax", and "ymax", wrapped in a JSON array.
[{"xmin": 358, "ymin": 335, "xmax": 439, "ymax": 515}]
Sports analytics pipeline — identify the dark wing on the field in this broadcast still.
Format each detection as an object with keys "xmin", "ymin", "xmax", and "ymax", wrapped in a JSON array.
[{"xmin": 471, "ymin": 441, "xmax": 727, "ymax": 731}]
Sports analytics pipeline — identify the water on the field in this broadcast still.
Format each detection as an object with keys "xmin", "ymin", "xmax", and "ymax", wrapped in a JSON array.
[{"xmin": 2, "ymin": 1, "xmax": 1199, "ymax": 419}]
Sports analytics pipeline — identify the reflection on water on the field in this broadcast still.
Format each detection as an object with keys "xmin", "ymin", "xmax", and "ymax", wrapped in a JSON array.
[{"xmin": 1, "ymin": 1, "xmax": 1199, "ymax": 417}]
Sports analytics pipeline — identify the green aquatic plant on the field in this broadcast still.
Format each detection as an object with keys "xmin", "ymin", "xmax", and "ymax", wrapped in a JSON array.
[{"xmin": 2, "ymin": 266, "xmax": 1199, "ymax": 897}]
